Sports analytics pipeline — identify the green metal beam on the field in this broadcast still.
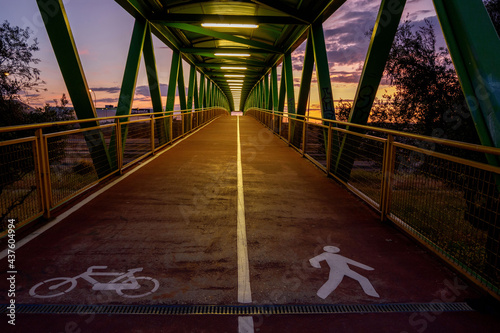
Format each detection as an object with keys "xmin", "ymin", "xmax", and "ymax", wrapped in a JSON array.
[
  {"xmin": 37, "ymin": 0, "xmax": 112, "ymax": 177},
  {"xmin": 250, "ymin": 0, "xmax": 310, "ymax": 24},
  {"xmin": 278, "ymin": 64, "xmax": 286, "ymax": 112},
  {"xmin": 264, "ymin": 73, "xmax": 270, "ymax": 110},
  {"xmin": 200, "ymin": 73, "xmax": 206, "ymax": 108},
  {"xmin": 296, "ymin": 34, "xmax": 314, "ymax": 117},
  {"xmin": 334, "ymin": 0, "xmax": 406, "ymax": 180},
  {"xmin": 284, "ymin": 52, "xmax": 296, "ymax": 115},
  {"xmin": 115, "ymin": 18, "xmax": 147, "ymax": 149},
  {"xmin": 178, "ymin": 59, "xmax": 187, "ymax": 110},
  {"xmin": 143, "ymin": 23, "xmax": 168, "ymax": 145},
  {"xmin": 187, "ymin": 64, "xmax": 196, "ymax": 109},
  {"xmin": 311, "ymin": 21, "xmax": 335, "ymax": 121},
  {"xmin": 181, "ymin": 48, "xmax": 278, "ymax": 55},
  {"xmin": 153, "ymin": 14, "xmax": 307, "ymax": 25},
  {"xmin": 348, "ymin": 0, "xmax": 406, "ymax": 125},
  {"xmin": 271, "ymin": 66, "xmax": 279, "ymax": 111},
  {"xmin": 166, "ymin": 50, "xmax": 181, "ymax": 112},
  {"xmin": 433, "ymin": 0, "xmax": 500, "ymax": 163},
  {"xmin": 158, "ymin": 22, "xmax": 281, "ymax": 53}
]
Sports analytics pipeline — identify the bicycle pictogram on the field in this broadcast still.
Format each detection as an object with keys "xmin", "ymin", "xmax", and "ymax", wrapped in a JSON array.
[{"xmin": 29, "ymin": 266, "xmax": 159, "ymax": 299}]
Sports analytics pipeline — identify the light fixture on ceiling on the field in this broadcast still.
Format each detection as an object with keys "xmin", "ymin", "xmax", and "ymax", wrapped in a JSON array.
[
  {"xmin": 215, "ymin": 53, "xmax": 250, "ymax": 57},
  {"xmin": 202, "ymin": 23, "xmax": 259, "ymax": 29},
  {"xmin": 224, "ymin": 74, "xmax": 245, "ymax": 78},
  {"xmin": 227, "ymin": 79, "xmax": 244, "ymax": 83},
  {"xmin": 221, "ymin": 66, "xmax": 247, "ymax": 70}
]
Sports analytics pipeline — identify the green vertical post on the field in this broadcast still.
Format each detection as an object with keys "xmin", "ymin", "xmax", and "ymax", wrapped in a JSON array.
[
  {"xmin": 334, "ymin": 0, "xmax": 406, "ymax": 181},
  {"xmin": 36, "ymin": 0, "xmax": 111, "ymax": 177}
]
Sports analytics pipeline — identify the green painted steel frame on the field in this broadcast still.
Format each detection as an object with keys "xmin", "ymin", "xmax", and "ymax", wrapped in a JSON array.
[
  {"xmin": 333, "ymin": 0, "xmax": 406, "ymax": 180},
  {"xmin": 36, "ymin": 0, "xmax": 112, "ymax": 178},
  {"xmin": 433, "ymin": 0, "xmax": 500, "ymax": 166}
]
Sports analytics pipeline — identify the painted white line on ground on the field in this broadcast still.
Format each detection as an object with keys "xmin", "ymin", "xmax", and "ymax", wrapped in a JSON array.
[
  {"xmin": 237, "ymin": 116, "xmax": 254, "ymax": 333},
  {"xmin": 0, "ymin": 118, "xmax": 220, "ymax": 260},
  {"xmin": 237, "ymin": 116, "xmax": 252, "ymax": 304},
  {"xmin": 238, "ymin": 316, "xmax": 255, "ymax": 333}
]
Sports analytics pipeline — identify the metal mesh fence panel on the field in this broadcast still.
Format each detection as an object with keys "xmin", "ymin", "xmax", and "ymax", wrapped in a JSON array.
[
  {"xmin": 281, "ymin": 117, "xmax": 289, "ymax": 142},
  {"xmin": 304, "ymin": 123, "xmax": 327, "ymax": 168},
  {"xmin": 122, "ymin": 120, "xmax": 152, "ymax": 167},
  {"xmin": 0, "ymin": 139, "xmax": 41, "ymax": 231},
  {"xmin": 390, "ymin": 144, "xmax": 500, "ymax": 293},
  {"xmin": 172, "ymin": 116, "xmax": 183, "ymax": 140},
  {"xmin": 47, "ymin": 126, "xmax": 115, "ymax": 206}
]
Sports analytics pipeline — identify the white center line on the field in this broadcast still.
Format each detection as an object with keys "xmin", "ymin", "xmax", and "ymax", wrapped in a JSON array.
[
  {"xmin": 237, "ymin": 116, "xmax": 252, "ymax": 303},
  {"xmin": 237, "ymin": 116, "xmax": 254, "ymax": 333}
]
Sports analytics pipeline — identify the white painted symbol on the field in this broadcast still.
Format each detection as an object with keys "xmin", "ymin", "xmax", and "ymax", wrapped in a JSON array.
[
  {"xmin": 309, "ymin": 246, "xmax": 379, "ymax": 299},
  {"xmin": 29, "ymin": 266, "xmax": 159, "ymax": 298}
]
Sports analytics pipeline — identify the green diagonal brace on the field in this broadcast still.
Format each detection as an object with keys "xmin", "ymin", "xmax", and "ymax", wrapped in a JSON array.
[
  {"xmin": 166, "ymin": 50, "xmax": 180, "ymax": 112},
  {"xmin": 284, "ymin": 52, "xmax": 296, "ymax": 115},
  {"xmin": 187, "ymin": 64, "xmax": 196, "ymax": 131},
  {"xmin": 178, "ymin": 59, "xmax": 187, "ymax": 111},
  {"xmin": 143, "ymin": 23, "xmax": 168, "ymax": 145},
  {"xmin": 113, "ymin": 18, "xmax": 147, "ymax": 158},
  {"xmin": 271, "ymin": 66, "xmax": 279, "ymax": 110},
  {"xmin": 311, "ymin": 21, "xmax": 335, "ymax": 122},
  {"xmin": 200, "ymin": 74, "xmax": 206, "ymax": 108},
  {"xmin": 334, "ymin": 0, "xmax": 406, "ymax": 181},
  {"xmin": 278, "ymin": 64, "xmax": 286, "ymax": 112},
  {"xmin": 37, "ymin": 0, "xmax": 112, "ymax": 178},
  {"xmin": 433, "ymin": 0, "xmax": 500, "ymax": 167},
  {"xmin": 194, "ymin": 71, "xmax": 200, "ymax": 109},
  {"xmin": 294, "ymin": 32, "xmax": 315, "ymax": 146}
]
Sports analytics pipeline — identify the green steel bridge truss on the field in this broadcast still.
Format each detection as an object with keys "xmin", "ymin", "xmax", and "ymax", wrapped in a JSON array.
[{"xmin": 36, "ymin": 0, "xmax": 500, "ymax": 177}]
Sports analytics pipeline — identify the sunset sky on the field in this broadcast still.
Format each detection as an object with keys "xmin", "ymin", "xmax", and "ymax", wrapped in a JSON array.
[{"xmin": 1, "ymin": 0, "xmax": 441, "ymax": 111}]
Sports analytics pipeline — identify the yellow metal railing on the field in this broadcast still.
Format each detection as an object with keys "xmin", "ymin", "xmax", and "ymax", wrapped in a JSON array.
[
  {"xmin": 247, "ymin": 108, "xmax": 500, "ymax": 299},
  {"xmin": 0, "ymin": 107, "xmax": 228, "ymax": 236}
]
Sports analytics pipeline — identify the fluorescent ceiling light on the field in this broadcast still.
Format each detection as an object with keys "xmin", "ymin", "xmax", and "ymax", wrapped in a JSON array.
[
  {"xmin": 202, "ymin": 23, "xmax": 259, "ymax": 28},
  {"xmin": 215, "ymin": 53, "xmax": 250, "ymax": 57},
  {"xmin": 227, "ymin": 79, "xmax": 244, "ymax": 82},
  {"xmin": 224, "ymin": 74, "xmax": 245, "ymax": 78},
  {"xmin": 221, "ymin": 66, "xmax": 247, "ymax": 70}
]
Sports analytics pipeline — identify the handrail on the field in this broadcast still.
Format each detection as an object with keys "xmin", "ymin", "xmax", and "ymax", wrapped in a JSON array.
[
  {"xmin": 247, "ymin": 107, "xmax": 500, "ymax": 156},
  {"xmin": 0, "ymin": 107, "xmax": 225, "ymax": 134}
]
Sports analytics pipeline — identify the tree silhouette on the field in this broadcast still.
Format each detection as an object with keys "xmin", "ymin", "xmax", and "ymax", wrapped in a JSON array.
[{"xmin": 382, "ymin": 19, "xmax": 479, "ymax": 144}]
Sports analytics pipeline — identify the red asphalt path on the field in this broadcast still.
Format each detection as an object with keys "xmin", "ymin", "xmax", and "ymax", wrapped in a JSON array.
[{"xmin": 1, "ymin": 115, "xmax": 499, "ymax": 332}]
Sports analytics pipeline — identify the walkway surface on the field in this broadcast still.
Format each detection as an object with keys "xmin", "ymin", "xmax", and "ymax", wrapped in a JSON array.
[{"xmin": 1, "ymin": 115, "xmax": 499, "ymax": 332}]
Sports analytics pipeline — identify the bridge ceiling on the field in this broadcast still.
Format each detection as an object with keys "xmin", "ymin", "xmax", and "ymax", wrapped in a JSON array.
[{"xmin": 115, "ymin": 0, "xmax": 347, "ymax": 108}]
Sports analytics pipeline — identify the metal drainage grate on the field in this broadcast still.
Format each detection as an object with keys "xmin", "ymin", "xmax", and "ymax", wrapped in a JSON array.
[{"xmin": 1, "ymin": 303, "xmax": 473, "ymax": 315}]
